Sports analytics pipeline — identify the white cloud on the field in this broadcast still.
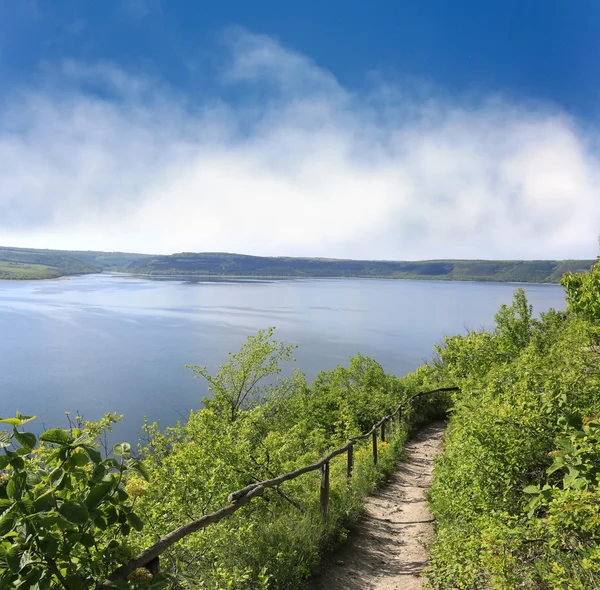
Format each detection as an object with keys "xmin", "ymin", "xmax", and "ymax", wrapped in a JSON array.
[{"xmin": 0, "ymin": 28, "xmax": 599, "ymax": 259}]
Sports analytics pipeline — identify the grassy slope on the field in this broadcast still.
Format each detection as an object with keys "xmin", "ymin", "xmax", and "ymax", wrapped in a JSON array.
[
  {"xmin": 0, "ymin": 246, "xmax": 150, "ymax": 280},
  {"xmin": 0, "ymin": 246, "xmax": 595, "ymax": 283},
  {"xmin": 0, "ymin": 262, "xmax": 62, "ymax": 280}
]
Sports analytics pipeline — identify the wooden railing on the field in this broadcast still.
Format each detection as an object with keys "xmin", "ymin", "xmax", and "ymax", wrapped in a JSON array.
[{"xmin": 97, "ymin": 386, "xmax": 458, "ymax": 588}]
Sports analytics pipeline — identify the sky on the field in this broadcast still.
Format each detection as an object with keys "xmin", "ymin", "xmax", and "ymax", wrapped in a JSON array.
[{"xmin": 0, "ymin": 1, "xmax": 599, "ymax": 260}]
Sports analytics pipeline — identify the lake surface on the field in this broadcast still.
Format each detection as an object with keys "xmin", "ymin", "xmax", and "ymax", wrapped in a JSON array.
[{"xmin": 1, "ymin": 274, "xmax": 566, "ymax": 443}]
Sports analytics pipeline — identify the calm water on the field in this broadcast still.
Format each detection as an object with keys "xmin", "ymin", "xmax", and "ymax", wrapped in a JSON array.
[{"xmin": 0, "ymin": 274, "xmax": 566, "ymax": 442}]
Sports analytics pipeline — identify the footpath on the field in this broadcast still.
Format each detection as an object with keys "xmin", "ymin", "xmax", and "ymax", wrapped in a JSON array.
[{"xmin": 310, "ymin": 421, "xmax": 445, "ymax": 590}]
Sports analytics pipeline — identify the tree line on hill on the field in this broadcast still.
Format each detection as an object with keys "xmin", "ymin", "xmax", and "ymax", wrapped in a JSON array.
[{"xmin": 0, "ymin": 245, "xmax": 595, "ymax": 283}]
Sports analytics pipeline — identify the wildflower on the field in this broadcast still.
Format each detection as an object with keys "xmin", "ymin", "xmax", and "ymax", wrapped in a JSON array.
[
  {"xmin": 128, "ymin": 568, "xmax": 153, "ymax": 583},
  {"xmin": 548, "ymin": 450, "xmax": 566, "ymax": 457},
  {"xmin": 125, "ymin": 476, "xmax": 149, "ymax": 499}
]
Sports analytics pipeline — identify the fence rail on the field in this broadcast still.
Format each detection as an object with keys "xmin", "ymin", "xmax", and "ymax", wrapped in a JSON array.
[{"xmin": 98, "ymin": 386, "xmax": 458, "ymax": 588}]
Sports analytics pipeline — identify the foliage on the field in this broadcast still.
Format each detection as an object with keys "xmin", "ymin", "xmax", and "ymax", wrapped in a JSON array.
[
  {"xmin": 0, "ymin": 412, "xmax": 163, "ymax": 590},
  {"xmin": 135, "ymin": 328, "xmax": 445, "ymax": 588},
  {"xmin": 425, "ymin": 269, "xmax": 600, "ymax": 588},
  {"xmin": 185, "ymin": 327, "xmax": 300, "ymax": 423},
  {"xmin": 561, "ymin": 259, "xmax": 600, "ymax": 322},
  {"xmin": 0, "ymin": 262, "xmax": 63, "ymax": 280}
]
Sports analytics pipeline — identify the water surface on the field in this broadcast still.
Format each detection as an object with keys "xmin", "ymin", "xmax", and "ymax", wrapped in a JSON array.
[{"xmin": 0, "ymin": 274, "xmax": 565, "ymax": 442}]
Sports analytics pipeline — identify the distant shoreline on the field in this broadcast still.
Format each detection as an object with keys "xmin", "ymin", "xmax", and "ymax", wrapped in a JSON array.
[
  {"xmin": 0, "ymin": 245, "xmax": 595, "ymax": 284},
  {"xmin": 0, "ymin": 270, "xmax": 564, "ymax": 287},
  {"xmin": 127, "ymin": 272, "xmax": 561, "ymax": 286}
]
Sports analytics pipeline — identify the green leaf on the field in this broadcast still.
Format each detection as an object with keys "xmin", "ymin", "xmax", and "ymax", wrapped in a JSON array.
[
  {"xmin": 6, "ymin": 543, "xmax": 23, "ymax": 573},
  {"xmin": 90, "ymin": 464, "xmax": 106, "ymax": 483},
  {"xmin": 67, "ymin": 531, "xmax": 82, "ymax": 544},
  {"xmin": 72, "ymin": 432, "xmax": 93, "ymax": 446},
  {"xmin": 40, "ymin": 428, "xmax": 73, "ymax": 446},
  {"xmin": 126, "ymin": 511, "xmax": 144, "ymax": 531},
  {"xmin": 14, "ymin": 412, "xmax": 36, "ymax": 426},
  {"xmin": 0, "ymin": 416, "xmax": 29, "ymax": 428},
  {"xmin": 126, "ymin": 458, "xmax": 150, "ymax": 481},
  {"xmin": 65, "ymin": 574, "xmax": 85, "ymax": 590},
  {"xmin": 32, "ymin": 491, "xmax": 54, "ymax": 513},
  {"xmin": 0, "ymin": 511, "xmax": 17, "ymax": 536},
  {"xmin": 58, "ymin": 501, "xmax": 89, "ymax": 525},
  {"xmin": 80, "ymin": 532, "xmax": 95, "ymax": 548},
  {"xmin": 8, "ymin": 456, "xmax": 24, "ymax": 470},
  {"xmin": 0, "ymin": 498, "xmax": 14, "ymax": 514},
  {"xmin": 38, "ymin": 535, "xmax": 59, "ymax": 558},
  {"xmin": 85, "ymin": 481, "xmax": 113, "ymax": 509},
  {"xmin": 523, "ymin": 485, "xmax": 540, "ymax": 494},
  {"xmin": 113, "ymin": 442, "xmax": 131, "ymax": 457},
  {"xmin": 67, "ymin": 452, "xmax": 89, "ymax": 468},
  {"xmin": 104, "ymin": 505, "xmax": 118, "ymax": 526},
  {"xmin": 6, "ymin": 474, "xmax": 25, "ymax": 500},
  {"xmin": 48, "ymin": 468, "xmax": 65, "ymax": 488},
  {"xmin": 83, "ymin": 445, "xmax": 102, "ymax": 464},
  {"xmin": 94, "ymin": 513, "xmax": 108, "ymax": 530},
  {"xmin": 13, "ymin": 431, "xmax": 36, "ymax": 450},
  {"xmin": 0, "ymin": 430, "xmax": 12, "ymax": 449}
]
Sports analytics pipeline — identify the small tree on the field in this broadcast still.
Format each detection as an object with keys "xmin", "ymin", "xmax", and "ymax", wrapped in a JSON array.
[
  {"xmin": 493, "ymin": 288, "xmax": 533, "ymax": 357},
  {"xmin": 186, "ymin": 328, "xmax": 298, "ymax": 422}
]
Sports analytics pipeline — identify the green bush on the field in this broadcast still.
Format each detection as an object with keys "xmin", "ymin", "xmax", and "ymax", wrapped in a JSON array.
[
  {"xmin": 426, "ymin": 280, "xmax": 600, "ymax": 588},
  {"xmin": 0, "ymin": 413, "xmax": 165, "ymax": 589}
]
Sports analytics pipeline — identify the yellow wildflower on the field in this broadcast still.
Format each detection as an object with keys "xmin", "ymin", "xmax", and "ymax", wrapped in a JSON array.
[{"xmin": 125, "ymin": 476, "xmax": 148, "ymax": 499}]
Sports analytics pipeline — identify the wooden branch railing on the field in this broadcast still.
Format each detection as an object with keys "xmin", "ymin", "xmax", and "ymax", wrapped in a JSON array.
[{"xmin": 97, "ymin": 386, "xmax": 458, "ymax": 588}]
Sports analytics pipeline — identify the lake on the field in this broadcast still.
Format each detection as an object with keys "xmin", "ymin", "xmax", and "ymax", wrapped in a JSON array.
[{"xmin": 0, "ymin": 274, "xmax": 566, "ymax": 443}]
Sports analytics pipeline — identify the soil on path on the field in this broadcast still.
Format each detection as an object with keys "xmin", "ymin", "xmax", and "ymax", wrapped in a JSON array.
[{"xmin": 310, "ymin": 421, "xmax": 445, "ymax": 590}]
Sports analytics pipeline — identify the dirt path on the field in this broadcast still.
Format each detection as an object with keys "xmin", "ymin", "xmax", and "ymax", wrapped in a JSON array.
[{"xmin": 310, "ymin": 421, "xmax": 445, "ymax": 590}]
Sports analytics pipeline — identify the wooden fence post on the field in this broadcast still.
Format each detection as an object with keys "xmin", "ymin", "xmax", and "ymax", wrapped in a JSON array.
[
  {"xmin": 320, "ymin": 461, "xmax": 330, "ymax": 520},
  {"xmin": 381, "ymin": 418, "xmax": 386, "ymax": 443},
  {"xmin": 372, "ymin": 427, "xmax": 378, "ymax": 465},
  {"xmin": 347, "ymin": 443, "xmax": 354, "ymax": 479}
]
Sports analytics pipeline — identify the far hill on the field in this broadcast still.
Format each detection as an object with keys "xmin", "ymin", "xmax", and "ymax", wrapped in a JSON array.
[
  {"xmin": 0, "ymin": 246, "xmax": 150, "ymax": 280},
  {"xmin": 125, "ymin": 252, "xmax": 596, "ymax": 283},
  {"xmin": 0, "ymin": 246, "xmax": 595, "ymax": 283}
]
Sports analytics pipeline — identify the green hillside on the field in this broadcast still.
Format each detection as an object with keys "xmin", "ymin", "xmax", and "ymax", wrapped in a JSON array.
[
  {"xmin": 124, "ymin": 252, "xmax": 596, "ymax": 283},
  {"xmin": 0, "ymin": 245, "xmax": 595, "ymax": 282},
  {"xmin": 0, "ymin": 246, "xmax": 150, "ymax": 280}
]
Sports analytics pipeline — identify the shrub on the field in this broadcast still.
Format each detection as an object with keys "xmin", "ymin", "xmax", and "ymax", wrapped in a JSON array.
[{"xmin": 0, "ymin": 412, "xmax": 164, "ymax": 589}]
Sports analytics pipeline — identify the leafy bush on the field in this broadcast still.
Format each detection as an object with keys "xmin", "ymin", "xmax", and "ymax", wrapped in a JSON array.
[
  {"xmin": 561, "ymin": 259, "xmax": 600, "ymax": 323},
  {"xmin": 426, "ymin": 276, "xmax": 600, "ymax": 588},
  {"xmin": 0, "ymin": 412, "xmax": 161, "ymax": 589}
]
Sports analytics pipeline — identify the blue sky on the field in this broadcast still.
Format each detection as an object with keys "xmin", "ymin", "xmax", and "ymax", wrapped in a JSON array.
[{"xmin": 0, "ymin": 0, "xmax": 599, "ymax": 259}]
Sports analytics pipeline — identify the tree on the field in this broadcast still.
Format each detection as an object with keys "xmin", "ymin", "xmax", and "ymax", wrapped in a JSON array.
[
  {"xmin": 493, "ymin": 288, "xmax": 533, "ymax": 356},
  {"xmin": 186, "ymin": 327, "xmax": 298, "ymax": 422}
]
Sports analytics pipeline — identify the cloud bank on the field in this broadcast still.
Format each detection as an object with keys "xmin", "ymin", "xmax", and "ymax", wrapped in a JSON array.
[{"xmin": 1, "ymin": 28, "xmax": 598, "ymax": 259}]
